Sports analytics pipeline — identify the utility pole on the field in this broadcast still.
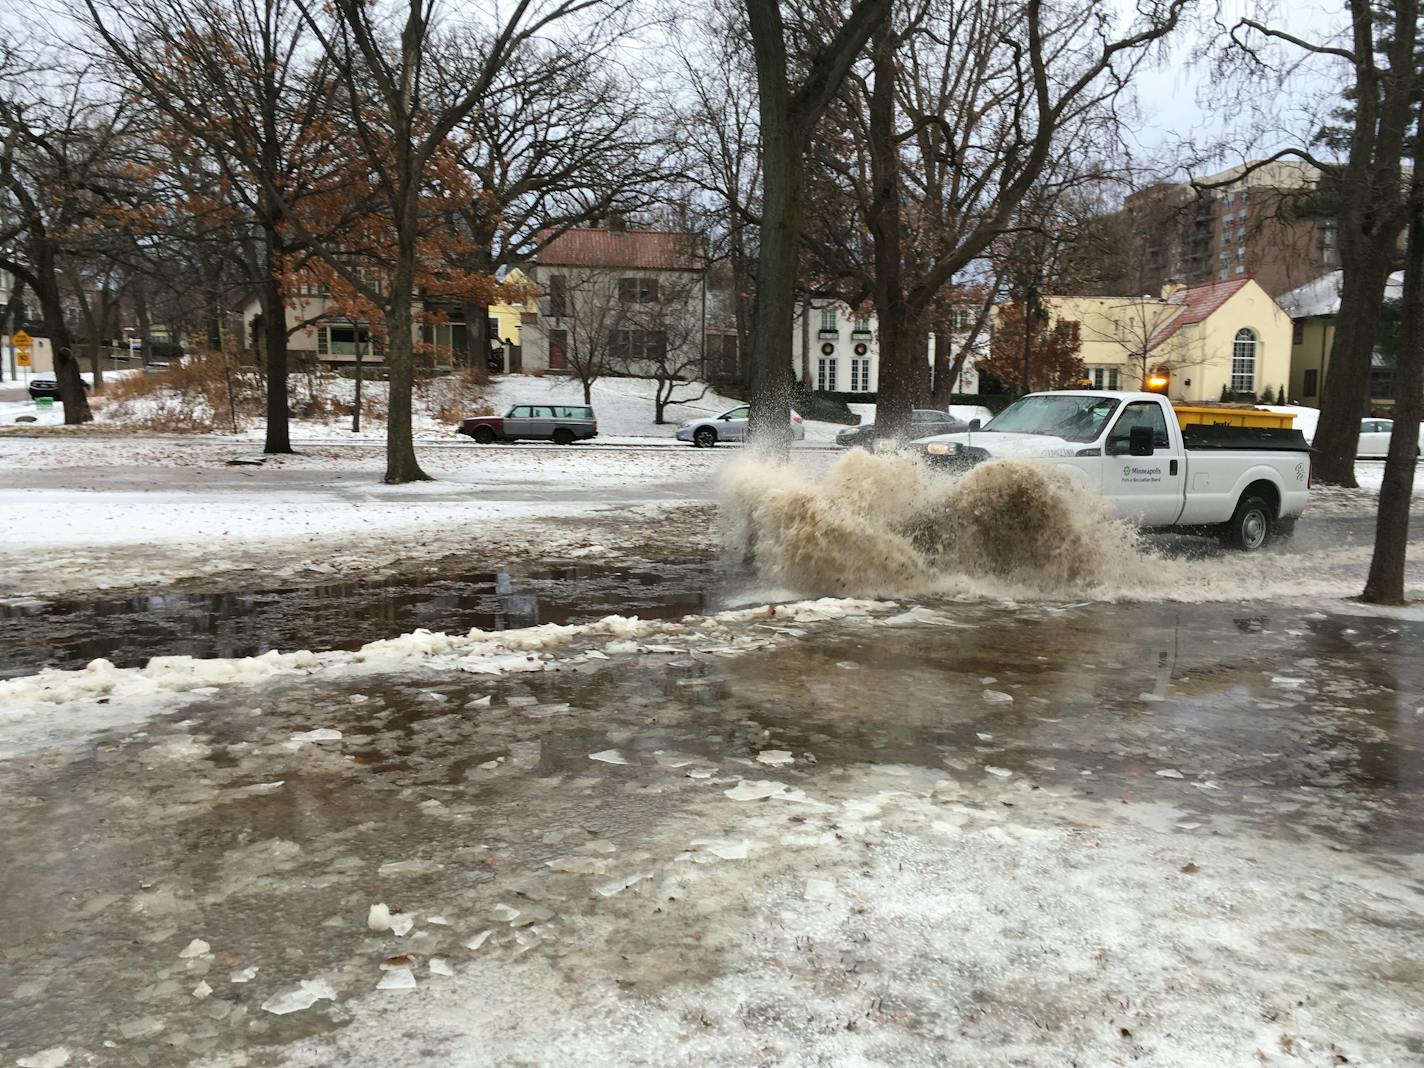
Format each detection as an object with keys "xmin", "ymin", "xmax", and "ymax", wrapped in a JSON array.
[{"xmin": 351, "ymin": 317, "xmax": 364, "ymax": 434}]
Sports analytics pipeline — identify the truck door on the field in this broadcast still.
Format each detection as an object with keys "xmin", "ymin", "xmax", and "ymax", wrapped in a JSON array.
[{"xmin": 1102, "ymin": 400, "xmax": 1186, "ymax": 526}]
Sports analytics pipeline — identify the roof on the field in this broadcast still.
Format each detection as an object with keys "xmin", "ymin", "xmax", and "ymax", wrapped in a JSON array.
[
  {"xmin": 1144, "ymin": 278, "xmax": 1253, "ymax": 352},
  {"xmin": 1276, "ymin": 269, "xmax": 1404, "ymax": 319},
  {"xmin": 536, "ymin": 227, "xmax": 704, "ymax": 271}
]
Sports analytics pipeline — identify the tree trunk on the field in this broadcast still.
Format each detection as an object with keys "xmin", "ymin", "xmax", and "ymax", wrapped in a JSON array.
[
  {"xmin": 746, "ymin": 119, "xmax": 799, "ymax": 451},
  {"xmin": 466, "ymin": 298, "xmax": 492, "ymax": 371},
  {"xmin": 1312, "ymin": 249, "xmax": 1395, "ymax": 486},
  {"xmin": 1362, "ymin": 159, "xmax": 1424, "ymax": 603},
  {"xmin": 259, "ymin": 225, "xmax": 293, "ymax": 453},
  {"xmin": 33, "ymin": 246, "xmax": 89, "ymax": 423},
  {"xmin": 133, "ymin": 273, "xmax": 152, "ymax": 366},
  {"xmin": 930, "ymin": 323, "xmax": 951, "ymax": 408},
  {"xmin": 866, "ymin": 23, "xmax": 913, "ymax": 439}
]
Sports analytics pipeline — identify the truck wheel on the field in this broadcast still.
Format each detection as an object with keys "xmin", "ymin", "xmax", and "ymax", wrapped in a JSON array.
[
  {"xmin": 1222, "ymin": 494, "xmax": 1273, "ymax": 551},
  {"xmin": 552, "ymin": 428, "xmax": 575, "ymax": 446},
  {"xmin": 472, "ymin": 426, "xmax": 496, "ymax": 444},
  {"xmin": 693, "ymin": 427, "xmax": 717, "ymax": 448}
]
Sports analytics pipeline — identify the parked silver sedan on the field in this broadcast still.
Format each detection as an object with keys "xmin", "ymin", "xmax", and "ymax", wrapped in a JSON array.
[{"xmin": 676, "ymin": 405, "xmax": 806, "ymax": 447}]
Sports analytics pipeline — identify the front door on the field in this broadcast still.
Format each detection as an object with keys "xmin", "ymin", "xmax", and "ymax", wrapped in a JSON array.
[
  {"xmin": 505, "ymin": 405, "xmax": 535, "ymax": 438},
  {"xmin": 1102, "ymin": 401, "xmax": 1185, "ymax": 526},
  {"xmin": 721, "ymin": 405, "xmax": 750, "ymax": 441}
]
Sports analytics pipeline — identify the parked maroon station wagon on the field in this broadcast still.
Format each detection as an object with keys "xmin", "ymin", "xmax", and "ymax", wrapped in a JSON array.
[{"xmin": 458, "ymin": 403, "xmax": 598, "ymax": 445}]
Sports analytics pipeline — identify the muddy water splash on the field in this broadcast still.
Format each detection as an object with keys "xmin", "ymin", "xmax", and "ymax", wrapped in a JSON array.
[{"xmin": 722, "ymin": 451, "xmax": 1154, "ymax": 598}]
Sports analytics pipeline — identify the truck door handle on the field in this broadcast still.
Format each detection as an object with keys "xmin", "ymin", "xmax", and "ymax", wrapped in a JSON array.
[{"xmin": 1170, "ymin": 460, "xmax": 1179, "ymax": 476}]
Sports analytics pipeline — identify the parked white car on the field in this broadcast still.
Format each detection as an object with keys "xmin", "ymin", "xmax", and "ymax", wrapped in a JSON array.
[
  {"xmin": 1357, "ymin": 417, "xmax": 1424, "ymax": 458},
  {"xmin": 676, "ymin": 405, "xmax": 806, "ymax": 447},
  {"xmin": 912, "ymin": 391, "xmax": 1312, "ymax": 550}
]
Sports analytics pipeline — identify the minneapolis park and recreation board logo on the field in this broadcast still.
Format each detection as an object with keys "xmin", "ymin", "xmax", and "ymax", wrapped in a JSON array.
[{"xmin": 1123, "ymin": 465, "xmax": 1132, "ymax": 479}]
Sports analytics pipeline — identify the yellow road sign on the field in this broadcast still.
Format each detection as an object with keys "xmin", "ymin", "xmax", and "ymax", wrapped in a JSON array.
[
  {"xmin": 17, "ymin": 350, "xmax": 31, "ymax": 367},
  {"xmin": 12, "ymin": 328, "xmax": 32, "ymax": 351}
]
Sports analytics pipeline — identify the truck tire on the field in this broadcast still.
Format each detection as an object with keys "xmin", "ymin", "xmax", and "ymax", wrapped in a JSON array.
[
  {"xmin": 472, "ymin": 426, "xmax": 496, "ymax": 444},
  {"xmin": 1222, "ymin": 493, "xmax": 1273, "ymax": 551}
]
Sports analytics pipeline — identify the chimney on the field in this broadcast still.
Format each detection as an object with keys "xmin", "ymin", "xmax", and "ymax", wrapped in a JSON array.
[{"xmin": 607, "ymin": 215, "xmax": 627, "ymax": 234}]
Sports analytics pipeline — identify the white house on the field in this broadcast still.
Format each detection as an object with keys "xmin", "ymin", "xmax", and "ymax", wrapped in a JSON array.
[{"xmin": 792, "ymin": 298, "xmax": 985, "ymax": 395}]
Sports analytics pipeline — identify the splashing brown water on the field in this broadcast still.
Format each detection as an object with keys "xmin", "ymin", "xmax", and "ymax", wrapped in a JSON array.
[{"xmin": 721, "ymin": 451, "xmax": 1151, "ymax": 598}]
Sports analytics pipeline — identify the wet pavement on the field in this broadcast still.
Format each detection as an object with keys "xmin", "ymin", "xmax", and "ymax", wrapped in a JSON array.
[
  {"xmin": 0, "ymin": 562, "xmax": 723, "ymax": 679},
  {"xmin": 2, "ymin": 597, "xmax": 1421, "ymax": 1066}
]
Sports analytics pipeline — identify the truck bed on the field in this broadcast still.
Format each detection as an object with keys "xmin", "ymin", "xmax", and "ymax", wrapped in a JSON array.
[{"xmin": 1182, "ymin": 424, "xmax": 1311, "ymax": 452}]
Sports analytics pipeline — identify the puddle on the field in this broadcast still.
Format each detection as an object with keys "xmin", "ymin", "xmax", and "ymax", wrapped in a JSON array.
[{"xmin": 0, "ymin": 561, "xmax": 732, "ymax": 678}]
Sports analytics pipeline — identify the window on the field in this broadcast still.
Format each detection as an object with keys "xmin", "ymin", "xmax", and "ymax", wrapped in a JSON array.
[
  {"xmin": 1235, "ymin": 264, "xmax": 1246, "ymax": 275},
  {"xmin": 317, "ymin": 324, "xmax": 370, "ymax": 357},
  {"xmin": 819, "ymin": 307, "xmax": 837, "ymax": 332},
  {"xmin": 509, "ymin": 406, "xmax": 532, "ymax": 417},
  {"xmin": 817, "ymin": 357, "xmax": 837, "ymax": 392},
  {"xmin": 1109, "ymin": 401, "xmax": 1171, "ymax": 451},
  {"xmin": 1231, "ymin": 327, "xmax": 1257, "ymax": 394},
  {"xmin": 618, "ymin": 276, "xmax": 659, "ymax": 303},
  {"xmin": 725, "ymin": 405, "xmax": 750, "ymax": 420},
  {"xmin": 1303, "ymin": 368, "xmax": 1318, "ymax": 398},
  {"xmin": 610, "ymin": 329, "xmax": 668, "ymax": 363},
  {"xmin": 548, "ymin": 328, "xmax": 568, "ymax": 370},
  {"xmin": 548, "ymin": 275, "xmax": 568, "ymax": 318},
  {"xmin": 1292, "ymin": 320, "xmax": 1304, "ymax": 345},
  {"xmin": 852, "ymin": 316, "xmax": 871, "ymax": 334},
  {"xmin": 1088, "ymin": 366, "xmax": 1120, "ymax": 390},
  {"xmin": 1236, "ymin": 247, "xmax": 1245, "ymax": 259},
  {"xmin": 850, "ymin": 357, "xmax": 871, "ymax": 392},
  {"xmin": 434, "ymin": 323, "xmax": 467, "ymax": 355}
]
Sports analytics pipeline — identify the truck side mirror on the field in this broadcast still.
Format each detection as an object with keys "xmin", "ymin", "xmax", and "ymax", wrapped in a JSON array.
[
  {"xmin": 969, "ymin": 419, "xmax": 981, "ymax": 431},
  {"xmin": 1128, "ymin": 425, "xmax": 1154, "ymax": 456}
]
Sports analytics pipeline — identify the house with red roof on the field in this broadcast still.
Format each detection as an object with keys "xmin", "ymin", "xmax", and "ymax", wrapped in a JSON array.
[
  {"xmin": 520, "ymin": 221, "xmax": 708, "ymax": 384},
  {"xmin": 1041, "ymin": 277, "xmax": 1293, "ymax": 403}
]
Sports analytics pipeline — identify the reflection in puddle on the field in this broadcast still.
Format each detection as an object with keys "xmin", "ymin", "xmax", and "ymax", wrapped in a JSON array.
[{"xmin": 0, "ymin": 561, "xmax": 732, "ymax": 677}]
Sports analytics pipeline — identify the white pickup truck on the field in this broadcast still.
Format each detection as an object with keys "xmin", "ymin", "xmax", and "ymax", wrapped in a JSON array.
[{"xmin": 912, "ymin": 390, "xmax": 1312, "ymax": 550}]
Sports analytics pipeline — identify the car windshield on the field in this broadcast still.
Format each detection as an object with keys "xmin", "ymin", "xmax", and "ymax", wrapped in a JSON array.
[{"xmin": 981, "ymin": 395, "xmax": 1120, "ymax": 443}]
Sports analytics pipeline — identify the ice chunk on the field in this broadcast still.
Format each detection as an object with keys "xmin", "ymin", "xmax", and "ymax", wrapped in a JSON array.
[
  {"xmin": 179, "ymin": 938, "xmax": 211, "ymax": 959},
  {"xmin": 242, "ymin": 781, "xmax": 286, "ymax": 794},
  {"xmin": 17, "ymin": 1047, "xmax": 71, "ymax": 1068},
  {"xmin": 1155, "ymin": 768, "xmax": 1185, "ymax": 779},
  {"xmin": 465, "ymin": 930, "xmax": 492, "ymax": 951},
  {"xmin": 981, "ymin": 690, "xmax": 1014, "ymax": 704},
  {"xmin": 376, "ymin": 967, "xmax": 417, "ymax": 991},
  {"xmin": 389, "ymin": 913, "xmax": 414, "ymax": 937},
  {"xmin": 192, "ymin": 980, "xmax": 212, "ymax": 999},
  {"xmin": 426, "ymin": 915, "xmax": 451, "ymax": 926},
  {"xmin": 378, "ymin": 859, "xmax": 437, "ymax": 876},
  {"xmin": 261, "ymin": 978, "xmax": 335, "ymax": 1015},
  {"xmin": 692, "ymin": 839, "xmax": 751, "ymax": 860},
  {"xmin": 230, "ymin": 966, "xmax": 258, "ymax": 983},
  {"xmin": 429, "ymin": 956, "xmax": 455, "ymax": 977},
  {"xmin": 1137, "ymin": 692, "xmax": 1166, "ymax": 703},
  {"xmin": 349, "ymin": 693, "xmax": 369, "ymax": 704},
  {"xmin": 756, "ymin": 750, "xmax": 794, "ymax": 767},
  {"xmin": 976, "ymin": 732, "xmax": 993, "ymax": 742},
  {"xmin": 291, "ymin": 728, "xmax": 342, "ymax": 743},
  {"xmin": 582, "ymin": 840, "xmax": 617, "ymax": 854},
  {"xmin": 367, "ymin": 903, "xmax": 392, "ymax": 932},
  {"xmin": 469, "ymin": 694, "xmax": 493, "ymax": 707},
  {"xmin": 119, "ymin": 1016, "xmax": 166, "ymax": 1039},
  {"xmin": 546, "ymin": 855, "xmax": 609, "ymax": 875},
  {"xmin": 724, "ymin": 780, "xmax": 786, "ymax": 801},
  {"xmin": 804, "ymin": 878, "xmax": 837, "ymax": 901},
  {"xmin": 594, "ymin": 873, "xmax": 648, "ymax": 897},
  {"xmin": 589, "ymin": 749, "xmax": 632, "ymax": 765},
  {"xmin": 489, "ymin": 903, "xmax": 521, "ymax": 922},
  {"xmin": 984, "ymin": 766, "xmax": 1012, "ymax": 778}
]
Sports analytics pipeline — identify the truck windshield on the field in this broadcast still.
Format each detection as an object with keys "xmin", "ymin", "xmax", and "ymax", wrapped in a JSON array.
[{"xmin": 981, "ymin": 395, "xmax": 1121, "ymax": 443}]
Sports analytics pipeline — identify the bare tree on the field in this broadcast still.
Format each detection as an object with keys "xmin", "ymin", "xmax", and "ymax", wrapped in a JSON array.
[
  {"xmin": 605, "ymin": 271, "xmax": 708, "ymax": 422},
  {"xmin": 1226, "ymin": 0, "xmax": 1419, "ymax": 486},
  {"xmin": 743, "ymin": 0, "xmax": 891, "ymax": 449}
]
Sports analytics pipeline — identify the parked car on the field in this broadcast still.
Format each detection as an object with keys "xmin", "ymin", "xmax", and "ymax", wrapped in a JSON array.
[
  {"xmin": 457, "ymin": 404, "xmax": 597, "ymax": 445},
  {"xmin": 837, "ymin": 409, "xmax": 970, "ymax": 448},
  {"xmin": 1357, "ymin": 417, "xmax": 1424, "ymax": 458},
  {"xmin": 27, "ymin": 378, "xmax": 89, "ymax": 401},
  {"xmin": 912, "ymin": 390, "xmax": 1312, "ymax": 551},
  {"xmin": 676, "ymin": 404, "xmax": 806, "ymax": 447}
]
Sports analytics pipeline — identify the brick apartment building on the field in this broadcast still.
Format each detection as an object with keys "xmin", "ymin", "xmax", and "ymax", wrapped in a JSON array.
[{"xmin": 1111, "ymin": 161, "xmax": 1339, "ymax": 298}]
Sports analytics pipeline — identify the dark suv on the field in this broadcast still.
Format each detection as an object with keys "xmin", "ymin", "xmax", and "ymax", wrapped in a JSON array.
[
  {"xmin": 27, "ymin": 378, "xmax": 90, "ymax": 401},
  {"xmin": 836, "ymin": 409, "xmax": 969, "ymax": 448}
]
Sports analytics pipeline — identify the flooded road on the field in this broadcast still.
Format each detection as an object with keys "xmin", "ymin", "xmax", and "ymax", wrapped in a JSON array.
[{"xmin": 2, "ymin": 598, "xmax": 1421, "ymax": 1067}]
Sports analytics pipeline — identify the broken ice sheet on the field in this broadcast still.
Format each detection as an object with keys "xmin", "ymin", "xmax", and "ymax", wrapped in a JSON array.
[
  {"xmin": 594, "ymin": 873, "xmax": 649, "ymax": 898},
  {"xmin": 17, "ymin": 1047, "xmax": 71, "ymax": 1068},
  {"xmin": 687, "ymin": 839, "xmax": 753, "ymax": 861},
  {"xmin": 179, "ymin": 938, "xmax": 211, "ymax": 959},
  {"xmin": 290, "ymin": 728, "xmax": 342, "ymax": 743},
  {"xmin": 981, "ymin": 690, "xmax": 1014, "ymax": 704},
  {"xmin": 192, "ymin": 980, "xmax": 212, "ymax": 999},
  {"xmin": 230, "ymin": 966, "xmax": 259, "ymax": 983},
  {"xmin": 262, "ymin": 977, "xmax": 336, "ymax": 1015},
  {"xmin": 429, "ymin": 956, "xmax": 455, "ymax": 977},
  {"xmin": 1155, "ymin": 769, "xmax": 1185, "ymax": 779},
  {"xmin": 376, "ymin": 967, "xmax": 417, "ymax": 992},
  {"xmin": 546, "ymin": 855, "xmax": 609, "ymax": 875},
  {"xmin": 984, "ymin": 766, "xmax": 1012, "ymax": 778},
  {"xmin": 755, "ymin": 750, "xmax": 794, "ymax": 767},
  {"xmin": 378, "ymin": 859, "xmax": 438, "ymax": 876},
  {"xmin": 724, "ymin": 780, "xmax": 787, "ymax": 801},
  {"xmin": 803, "ymin": 878, "xmax": 837, "ymax": 902},
  {"xmin": 489, "ymin": 903, "xmax": 521, "ymax": 922},
  {"xmin": 465, "ymin": 930, "xmax": 493, "ymax": 951},
  {"xmin": 389, "ymin": 913, "xmax": 415, "ymax": 937},
  {"xmin": 589, "ymin": 749, "xmax": 632, "ymax": 765}
]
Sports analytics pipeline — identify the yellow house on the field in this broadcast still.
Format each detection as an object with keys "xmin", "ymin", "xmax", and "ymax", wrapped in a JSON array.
[
  {"xmin": 1043, "ymin": 278, "xmax": 1292, "ymax": 403},
  {"xmin": 489, "ymin": 267, "xmax": 536, "ymax": 347},
  {"xmin": 1278, "ymin": 269, "xmax": 1402, "ymax": 409}
]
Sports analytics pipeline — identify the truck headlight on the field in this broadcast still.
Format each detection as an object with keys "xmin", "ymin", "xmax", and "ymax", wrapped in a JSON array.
[{"xmin": 925, "ymin": 442, "xmax": 958, "ymax": 456}]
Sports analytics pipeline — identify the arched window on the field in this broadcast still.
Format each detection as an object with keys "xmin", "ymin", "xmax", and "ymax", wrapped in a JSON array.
[{"xmin": 1231, "ymin": 328, "xmax": 1257, "ymax": 394}]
